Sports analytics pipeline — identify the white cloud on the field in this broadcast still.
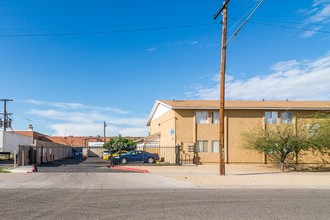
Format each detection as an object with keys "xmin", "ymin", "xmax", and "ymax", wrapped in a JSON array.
[
  {"xmin": 27, "ymin": 109, "xmax": 105, "ymax": 123},
  {"xmin": 301, "ymin": 26, "xmax": 322, "ymax": 38},
  {"xmin": 300, "ymin": 1, "xmax": 330, "ymax": 37},
  {"xmin": 271, "ymin": 60, "xmax": 300, "ymax": 72},
  {"xmin": 49, "ymin": 122, "xmax": 148, "ymax": 137},
  {"xmin": 147, "ymin": 47, "xmax": 157, "ymax": 52},
  {"xmin": 25, "ymin": 100, "xmax": 148, "ymax": 137},
  {"xmin": 188, "ymin": 53, "xmax": 330, "ymax": 101},
  {"xmin": 25, "ymin": 99, "xmax": 130, "ymax": 114},
  {"xmin": 50, "ymin": 123, "xmax": 104, "ymax": 136}
]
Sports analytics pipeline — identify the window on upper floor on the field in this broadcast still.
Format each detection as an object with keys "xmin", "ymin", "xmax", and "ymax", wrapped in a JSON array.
[
  {"xmin": 196, "ymin": 140, "xmax": 208, "ymax": 152},
  {"xmin": 212, "ymin": 111, "xmax": 220, "ymax": 124},
  {"xmin": 196, "ymin": 111, "xmax": 209, "ymax": 124},
  {"xmin": 265, "ymin": 111, "xmax": 278, "ymax": 124},
  {"xmin": 281, "ymin": 112, "xmax": 293, "ymax": 124}
]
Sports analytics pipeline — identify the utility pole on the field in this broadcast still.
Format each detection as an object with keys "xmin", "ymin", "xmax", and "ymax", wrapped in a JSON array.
[
  {"xmin": 0, "ymin": 98, "xmax": 13, "ymax": 131},
  {"xmin": 103, "ymin": 121, "xmax": 107, "ymax": 143},
  {"xmin": 214, "ymin": 0, "xmax": 264, "ymax": 175},
  {"xmin": 214, "ymin": 0, "xmax": 230, "ymax": 176}
]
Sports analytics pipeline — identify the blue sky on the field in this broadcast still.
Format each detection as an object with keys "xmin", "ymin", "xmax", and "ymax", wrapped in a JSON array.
[{"xmin": 0, "ymin": 0, "xmax": 329, "ymax": 137}]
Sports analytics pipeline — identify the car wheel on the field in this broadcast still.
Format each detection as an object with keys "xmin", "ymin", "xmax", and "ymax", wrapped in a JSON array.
[
  {"xmin": 147, "ymin": 157, "xmax": 154, "ymax": 163},
  {"xmin": 121, "ymin": 158, "xmax": 128, "ymax": 164}
]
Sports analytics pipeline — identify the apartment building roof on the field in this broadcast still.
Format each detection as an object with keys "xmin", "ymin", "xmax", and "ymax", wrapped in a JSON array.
[
  {"xmin": 159, "ymin": 100, "xmax": 330, "ymax": 110},
  {"xmin": 147, "ymin": 100, "xmax": 330, "ymax": 125}
]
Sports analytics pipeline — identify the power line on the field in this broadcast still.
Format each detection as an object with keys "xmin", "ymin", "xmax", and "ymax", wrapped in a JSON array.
[
  {"xmin": 226, "ymin": 0, "xmax": 264, "ymax": 47},
  {"xmin": 232, "ymin": 18, "xmax": 330, "ymax": 27},
  {"xmin": 0, "ymin": 18, "xmax": 213, "ymax": 31},
  {"xmin": 0, "ymin": 13, "xmax": 212, "ymax": 17},
  {"xmin": 250, "ymin": 21, "xmax": 330, "ymax": 34},
  {"xmin": 0, "ymin": 0, "xmax": 215, "ymax": 6},
  {"xmin": 0, "ymin": 22, "xmax": 217, "ymax": 37}
]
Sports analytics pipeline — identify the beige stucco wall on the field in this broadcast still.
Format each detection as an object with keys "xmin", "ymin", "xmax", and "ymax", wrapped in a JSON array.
[
  {"xmin": 149, "ymin": 107, "xmax": 329, "ymax": 164},
  {"xmin": 175, "ymin": 110, "xmax": 196, "ymax": 144},
  {"xmin": 227, "ymin": 110, "xmax": 265, "ymax": 163},
  {"xmin": 176, "ymin": 109, "xmax": 222, "ymax": 164},
  {"xmin": 298, "ymin": 150, "xmax": 330, "ymax": 164},
  {"xmin": 149, "ymin": 110, "xmax": 176, "ymax": 146}
]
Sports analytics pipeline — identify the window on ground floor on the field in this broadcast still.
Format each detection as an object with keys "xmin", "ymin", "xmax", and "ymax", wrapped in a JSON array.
[
  {"xmin": 196, "ymin": 140, "xmax": 208, "ymax": 152},
  {"xmin": 281, "ymin": 111, "xmax": 293, "ymax": 124},
  {"xmin": 265, "ymin": 111, "xmax": 278, "ymax": 124},
  {"xmin": 212, "ymin": 140, "xmax": 219, "ymax": 152}
]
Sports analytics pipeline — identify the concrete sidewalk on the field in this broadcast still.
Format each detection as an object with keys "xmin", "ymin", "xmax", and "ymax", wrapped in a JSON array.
[
  {"xmin": 129, "ymin": 164, "xmax": 330, "ymax": 189},
  {"xmin": 6, "ymin": 165, "xmax": 33, "ymax": 173},
  {"xmin": 4, "ymin": 163, "xmax": 330, "ymax": 189}
]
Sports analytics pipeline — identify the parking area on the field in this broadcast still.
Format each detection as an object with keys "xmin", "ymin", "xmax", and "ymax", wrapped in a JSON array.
[
  {"xmin": 42, "ymin": 156, "xmax": 147, "ymax": 173},
  {"xmin": 3, "ymin": 157, "xmax": 146, "ymax": 173}
]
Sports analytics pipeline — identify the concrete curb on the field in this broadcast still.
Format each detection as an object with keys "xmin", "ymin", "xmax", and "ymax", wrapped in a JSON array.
[{"xmin": 109, "ymin": 165, "xmax": 149, "ymax": 173}]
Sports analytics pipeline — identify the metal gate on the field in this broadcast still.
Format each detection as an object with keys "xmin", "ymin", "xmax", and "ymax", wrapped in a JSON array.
[
  {"xmin": 18, "ymin": 145, "xmax": 109, "ymax": 166},
  {"xmin": 18, "ymin": 145, "xmax": 192, "ymax": 167}
]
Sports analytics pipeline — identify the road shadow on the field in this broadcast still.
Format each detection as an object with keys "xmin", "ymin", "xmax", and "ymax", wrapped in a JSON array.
[
  {"xmin": 287, "ymin": 165, "xmax": 330, "ymax": 172},
  {"xmin": 36, "ymin": 157, "xmax": 137, "ymax": 173},
  {"xmin": 233, "ymin": 172, "xmax": 281, "ymax": 176}
]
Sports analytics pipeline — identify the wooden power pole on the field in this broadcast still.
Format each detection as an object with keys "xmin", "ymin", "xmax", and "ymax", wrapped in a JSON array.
[
  {"xmin": 214, "ymin": 0, "xmax": 230, "ymax": 176},
  {"xmin": 214, "ymin": 0, "xmax": 264, "ymax": 175}
]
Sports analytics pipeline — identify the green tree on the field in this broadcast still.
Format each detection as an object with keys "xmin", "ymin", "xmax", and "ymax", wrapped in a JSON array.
[
  {"xmin": 307, "ymin": 112, "xmax": 330, "ymax": 153},
  {"xmin": 103, "ymin": 135, "xmax": 136, "ymax": 152},
  {"xmin": 242, "ymin": 112, "xmax": 330, "ymax": 172}
]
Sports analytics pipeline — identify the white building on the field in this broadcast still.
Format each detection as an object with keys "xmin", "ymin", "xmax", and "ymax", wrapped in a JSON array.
[{"xmin": 0, "ymin": 131, "xmax": 34, "ymax": 154}]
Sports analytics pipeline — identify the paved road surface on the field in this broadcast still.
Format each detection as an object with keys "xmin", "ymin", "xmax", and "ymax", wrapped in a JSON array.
[
  {"xmin": 0, "ymin": 189, "xmax": 329, "ymax": 220},
  {"xmin": 0, "ymin": 172, "xmax": 195, "ymax": 189},
  {"xmin": 1, "ymin": 159, "xmax": 329, "ymax": 219}
]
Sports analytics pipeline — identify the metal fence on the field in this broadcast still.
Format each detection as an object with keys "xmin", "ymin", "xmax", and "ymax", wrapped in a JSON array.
[
  {"xmin": 18, "ymin": 145, "xmax": 77, "ymax": 166},
  {"xmin": 135, "ymin": 145, "xmax": 180, "ymax": 165},
  {"xmin": 18, "ymin": 144, "xmax": 195, "ymax": 167}
]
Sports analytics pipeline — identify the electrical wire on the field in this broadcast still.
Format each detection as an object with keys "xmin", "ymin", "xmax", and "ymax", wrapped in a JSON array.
[
  {"xmin": 0, "ymin": 0, "xmax": 215, "ymax": 6},
  {"xmin": 0, "ymin": 18, "xmax": 213, "ymax": 31},
  {"xmin": 0, "ymin": 22, "xmax": 217, "ymax": 37},
  {"xmin": 226, "ymin": 0, "xmax": 265, "ymax": 47},
  {"xmin": 250, "ymin": 21, "xmax": 330, "ymax": 34},
  {"xmin": 228, "ymin": 4, "xmax": 255, "ymax": 33},
  {"xmin": 0, "ymin": 20, "xmax": 328, "ymax": 38}
]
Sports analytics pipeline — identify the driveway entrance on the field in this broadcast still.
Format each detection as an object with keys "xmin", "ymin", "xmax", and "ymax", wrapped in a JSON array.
[{"xmin": 37, "ymin": 157, "xmax": 137, "ymax": 173}]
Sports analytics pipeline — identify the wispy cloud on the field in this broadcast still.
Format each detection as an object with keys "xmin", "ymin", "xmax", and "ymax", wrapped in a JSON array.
[
  {"xmin": 49, "ymin": 122, "xmax": 148, "ymax": 137},
  {"xmin": 147, "ymin": 47, "xmax": 157, "ymax": 52},
  {"xmin": 187, "ymin": 53, "xmax": 330, "ymax": 101},
  {"xmin": 25, "ymin": 99, "xmax": 130, "ymax": 114},
  {"xmin": 300, "ymin": 1, "xmax": 330, "ymax": 37},
  {"xmin": 24, "ymin": 100, "xmax": 147, "ymax": 136}
]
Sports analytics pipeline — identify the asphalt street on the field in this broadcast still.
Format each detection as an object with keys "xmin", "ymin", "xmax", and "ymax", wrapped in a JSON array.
[
  {"xmin": 1, "ymin": 158, "xmax": 329, "ymax": 219},
  {"xmin": 0, "ymin": 189, "xmax": 329, "ymax": 220}
]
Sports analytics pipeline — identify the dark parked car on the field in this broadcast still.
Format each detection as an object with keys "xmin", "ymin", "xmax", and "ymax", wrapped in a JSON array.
[{"xmin": 113, "ymin": 150, "xmax": 159, "ymax": 164}]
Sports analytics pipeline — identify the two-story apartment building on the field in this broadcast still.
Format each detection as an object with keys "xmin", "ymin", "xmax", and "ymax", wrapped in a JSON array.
[{"xmin": 146, "ymin": 100, "xmax": 330, "ymax": 164}]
